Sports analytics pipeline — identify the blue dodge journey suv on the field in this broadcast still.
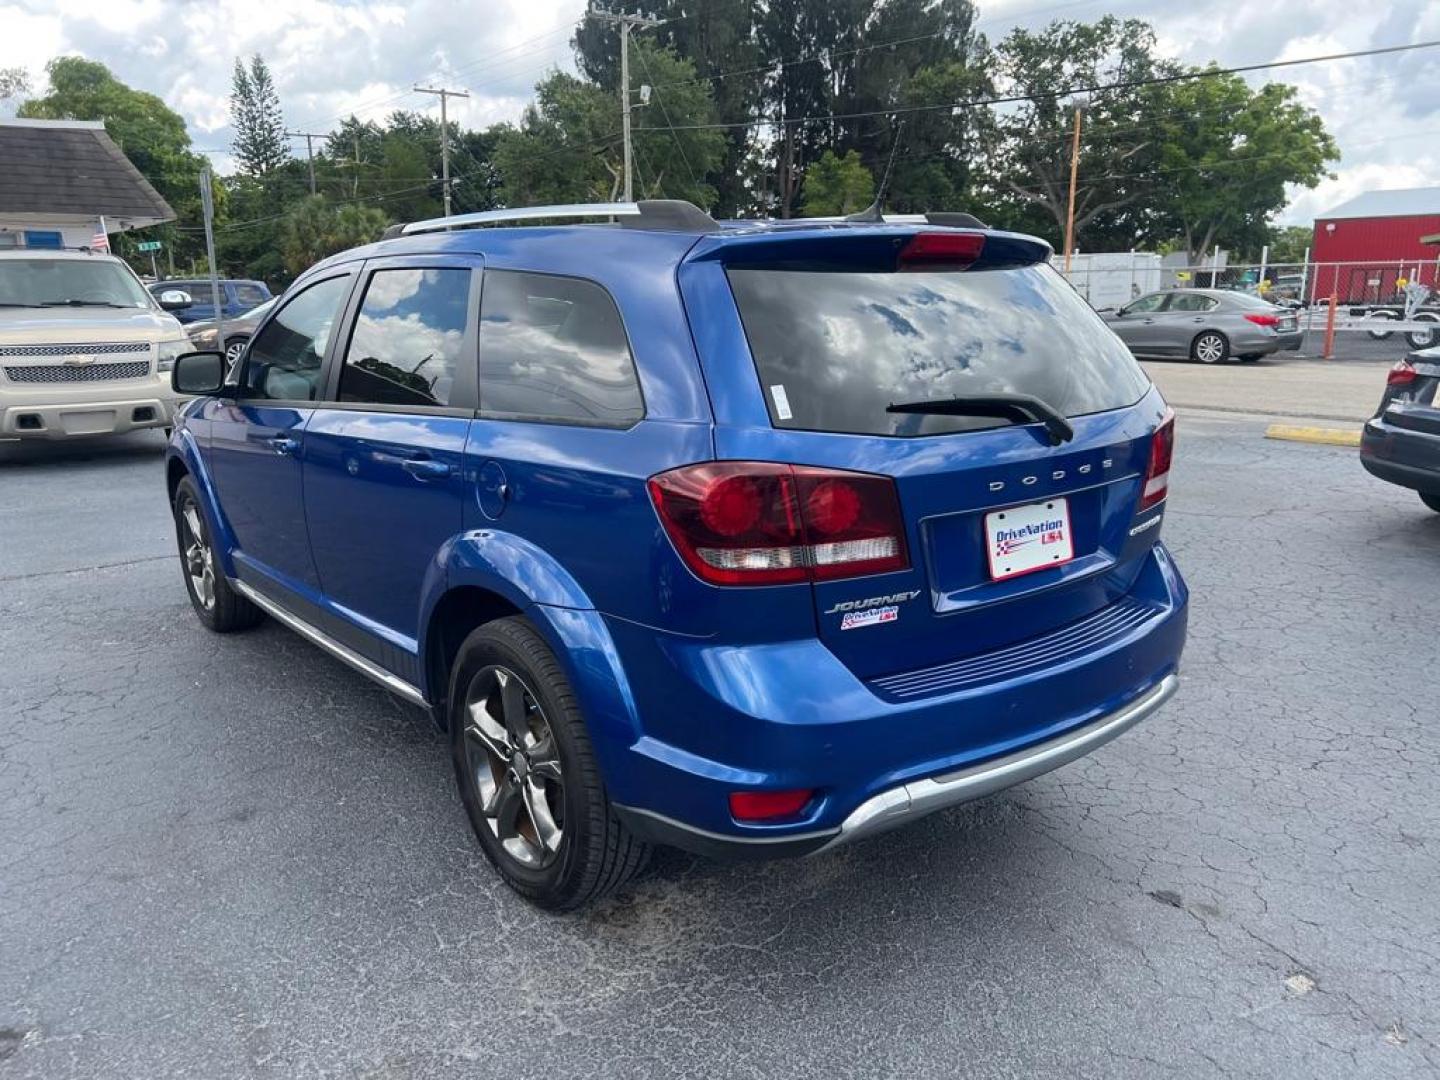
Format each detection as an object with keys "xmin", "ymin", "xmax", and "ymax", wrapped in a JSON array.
[{"xmin": 165, "ymin": 200, "xmax": 1188, "ymax": 909}]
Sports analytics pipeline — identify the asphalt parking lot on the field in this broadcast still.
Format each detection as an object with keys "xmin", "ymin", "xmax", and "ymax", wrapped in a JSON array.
[{"xmin": 2, "ymin": 413, "xmax": 1438, "ymax": 1079}]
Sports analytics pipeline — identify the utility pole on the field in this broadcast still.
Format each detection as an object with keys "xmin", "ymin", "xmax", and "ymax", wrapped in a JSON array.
[
  {"xmin": 285, "ymin": 130, "xmax": 326, "ymax": 195},
  {"xmin": 587, "ymin": 7, "xmax": 662, "ymax": 202},
  {"xmin": 414, "ymin": 85, "xmax": 470, "ymax": 217},
  {"xmin": 198, "ymin": 167, "xmax": 225, "ymax": 351},
  {"xmin": 1062, "ymin": 103, "xmax": 1084, "ymax": 274}
]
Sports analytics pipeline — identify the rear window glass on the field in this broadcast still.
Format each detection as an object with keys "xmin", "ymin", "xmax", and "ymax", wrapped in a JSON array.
[{"xmin": 727, "ymin": 264, "xmax": 1151, "ymax": 437}]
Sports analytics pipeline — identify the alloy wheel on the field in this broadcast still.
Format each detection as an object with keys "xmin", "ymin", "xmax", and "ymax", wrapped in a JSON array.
[
  {"xmin": 461, "ymin": 666, "xmax": 566, "ymax": 870},
  {"xmin": 224, "ymin": 339, "xmax": 247, "ymax": 365},
  {"xmin": 1195, "ymin": 333, "xmax": 1224, "ymax": 363},
  {"xmin": 179, "ymin": 498, "xmax": 216, "ymax": 610}
]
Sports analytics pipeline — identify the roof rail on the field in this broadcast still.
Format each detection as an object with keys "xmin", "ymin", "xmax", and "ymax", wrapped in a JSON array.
[
  {"xmin": 401, "ymin": 202, "xmax": 639, "ymax": 236},
  {"xmin": 398, "ymin": 199, "xmax": 719, "ymax": 237}
]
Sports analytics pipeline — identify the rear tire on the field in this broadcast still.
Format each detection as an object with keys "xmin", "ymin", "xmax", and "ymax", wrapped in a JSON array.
[
  {"xmin": 1421, "ymin": 492, "xmax": 1440, "ymax": 514},
  {"xmin": 172, "ymin": 476, "xmax": 262, "ymax": 633},
  {"xmin": 449, "ymin": 617, "xmax": 650, "ymax": 911},
  {"xmin": 1192, "ymin": 331, "xmax": 1229, "ymax": 364}
]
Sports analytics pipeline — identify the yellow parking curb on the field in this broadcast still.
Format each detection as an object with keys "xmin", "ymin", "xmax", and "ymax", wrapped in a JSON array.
[{"xmin": 1263, "ymin": 424, "xmax": 1361, "ymax": 447}]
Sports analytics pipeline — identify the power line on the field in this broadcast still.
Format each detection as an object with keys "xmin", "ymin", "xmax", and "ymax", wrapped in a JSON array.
[{"xmin": 634, "ymin": 38, "xmax": 1440, "ymax": 132}]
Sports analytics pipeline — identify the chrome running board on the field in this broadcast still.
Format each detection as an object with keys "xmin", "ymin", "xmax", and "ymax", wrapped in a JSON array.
[{"xmin": 232, "ymin": 579, "xmax": 428, "ymax": 707}]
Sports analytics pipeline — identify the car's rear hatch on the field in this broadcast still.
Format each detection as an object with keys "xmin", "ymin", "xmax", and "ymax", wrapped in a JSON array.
[
  {"xmin": 680, "ymin": 225, "xmax": 1172, "ymax": 682},
  {"xmin": 1378, "ymin": 350, "xmax": 1440, "ymax": 434}
]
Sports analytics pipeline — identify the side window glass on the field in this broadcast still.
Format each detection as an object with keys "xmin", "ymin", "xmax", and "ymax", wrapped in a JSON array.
[
  {"xmin": 1126, "ymin": 293, "xmax": 1166, "ymax": 314},
  {"xmin": 1169, "ymin": 293, "xmax": 1215, "ymax": 312},
  {"xmin": 241, "ymin": 276, "xmax": 351, "ymax": 402},
  {"xmin": 478, "ymin": 270, "xmax": 643, "ymax": 426},
  {"xmin": 338, "ymin": 267, "xmax": 471, "ymax": 407}
]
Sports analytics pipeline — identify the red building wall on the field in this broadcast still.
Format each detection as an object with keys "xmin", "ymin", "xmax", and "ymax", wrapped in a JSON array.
[{"xmin": 1309, "ymin": 212, "xmax": 1440, "ymax": 303}]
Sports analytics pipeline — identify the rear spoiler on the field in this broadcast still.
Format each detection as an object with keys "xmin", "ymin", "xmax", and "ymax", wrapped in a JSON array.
[{"xmin": 690, "ymin": 226, "xmax": 1052, "ymax": 271}]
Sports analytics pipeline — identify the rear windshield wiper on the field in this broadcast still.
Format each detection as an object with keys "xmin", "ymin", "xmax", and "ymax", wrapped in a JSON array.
[{"xmin": 886, "ymin": 392, "xmax": 1075, "ymax": 445}]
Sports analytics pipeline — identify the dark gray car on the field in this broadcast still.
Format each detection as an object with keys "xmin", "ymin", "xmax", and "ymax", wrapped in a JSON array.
[
  {"xmin": 1360, "ymin": 348, "xmax": 1440, "ymax": 513},
  {"xmin": 1100, "ymin": 288, "xmax": 1303, "ymax": 363}
]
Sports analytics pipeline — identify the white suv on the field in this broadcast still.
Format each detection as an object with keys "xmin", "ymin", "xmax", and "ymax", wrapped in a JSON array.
[{"xmin": 0, "ymin": 249, "xmax": 194, "ymax": 439}]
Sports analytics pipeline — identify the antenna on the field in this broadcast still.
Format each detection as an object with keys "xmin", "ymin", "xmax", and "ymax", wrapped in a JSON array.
[{"xmin": 845, "ymin": 119, "xmax": 905, "ymax": 224}]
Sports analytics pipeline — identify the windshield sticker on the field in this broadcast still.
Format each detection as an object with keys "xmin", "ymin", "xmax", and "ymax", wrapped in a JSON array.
[
  {"xmin": 840, "ymin": 605, "xmax": 899, "ymax": 631},
  {"xmin": 770, "ymin": 384, "xmax": 793, "ymax": 420}
]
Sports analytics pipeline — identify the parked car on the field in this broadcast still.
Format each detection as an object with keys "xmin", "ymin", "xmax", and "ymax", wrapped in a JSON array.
[
  {"xmin": 147, "ymin": 278, "xmax": 271, "ymax": 325},
  {"xmin": 1360, "ymin": 349, "xmax": 1440, "ymax": 513},
  {"xmin": 1100, "ymin": 288, "xmax": 1303, "ymax": 362},
  {"xmin": 164, "ymin": 200, "xmax": 1189, "ymax": 909},
  {"xmin": 0, "ymin": 249, "xmax": 193, "ymax": 439},
  {"xmin": 184, "ymin": 296, "xmax": 277, "ymax": 366}
]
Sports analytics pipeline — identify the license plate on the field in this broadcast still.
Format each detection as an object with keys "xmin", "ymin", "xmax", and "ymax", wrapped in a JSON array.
[
  {"xmin": 985, "ymin": 498, "xmax": 1074, "ymax": 580},
  {"xmin": 1280, "ymin": 319, "xmax": 1297, "ymax": 331}
]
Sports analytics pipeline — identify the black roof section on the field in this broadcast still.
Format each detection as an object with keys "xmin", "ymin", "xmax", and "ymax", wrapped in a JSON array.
[{"xmin": 0, "ymin": 119, "xmax": 175, "ymax": 228}]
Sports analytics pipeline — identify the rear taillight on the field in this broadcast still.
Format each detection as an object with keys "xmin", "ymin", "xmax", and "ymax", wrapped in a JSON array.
[
  {"xmin": 1243, "ymin": 313, "xmax": 1280, "ymax": 327},
  {"xmin": 1140, "ymin": 410, "xmax": 1175, "ymax": 512},
  {"xmin": 1388, "ymin": 359, "xmax": 1417, "ymax": 386},
  {"xmin": 648, "ymin": 462, "xmax": 909, "ymax": 586},
  {"xmin": 898, "ymin": 231, "xmax": 985, "ymax": 270}
]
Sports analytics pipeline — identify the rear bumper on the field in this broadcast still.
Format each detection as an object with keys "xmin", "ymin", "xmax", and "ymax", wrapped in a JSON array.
[
  {"xmin": 1361, "ymin": 412, "xmax": 1440, "ymax": 494},
  {"xmin": 616, "ymin": 673, "xmax": 1179, "ymax": 858},
  {"xmin": 0, "ymin": 377, "xmax": 180, "ymax": 438},
  {"xmin": 602, "ymin": 543, "xmax": 1188, "ymax": 857}
]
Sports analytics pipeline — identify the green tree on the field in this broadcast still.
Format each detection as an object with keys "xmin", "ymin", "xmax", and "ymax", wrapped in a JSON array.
[
  {"xmin": 19, "ymin": 57, "xmax": 208, "ymax": 269},
  {"xmin": 1267, "ymin": 224, "xmax": 1314, "ymax": 264},
  {"xmin": 279, "ymin": 196, "xmax": 387, "ymax": 276},
  {"xmin": 983, "ymin": 17, "xmax": 1178, "ymax": 249},
  {"xmin": 230, "ymin": 55, "xmax": 288, "ymax": 177},
  {"xmin": 0, "ymin": 67, "xmax": 29, "ymax": 106},
  {"xmin": 574, "ymin": 1, "xmax": 761, "ymax": 216},
  {"xmin": 1149, "ymin": 72, "xmax": 1337, "ymax": 263},
  {"xmin": 494, "ymin": 41, "xmax": 723, "ymax": 209},
  {"xmin": 802, "ymin": 149, "xmax": 873, "ymax": 215}
]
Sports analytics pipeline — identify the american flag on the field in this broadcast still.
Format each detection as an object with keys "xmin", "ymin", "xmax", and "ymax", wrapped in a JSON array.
[{"xmin": 91, "ymin": 217, "xmax": 110, "ymax": 252}]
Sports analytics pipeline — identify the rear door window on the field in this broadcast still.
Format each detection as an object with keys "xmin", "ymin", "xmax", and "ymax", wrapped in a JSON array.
[
  {"xmin": 477, "ymin": 270, "xmax": 643, "ymax": 426},
  {"xmin": 726, "ymin": 263, "xmax": 1151, "ymax": 437},
  {"xmin": 233, "ymin": 283, "xmax": 270, "ymax": 308},
  {"xmin": 1169, "ymin": 293, "xmax": 1218, "ymax": 312}
]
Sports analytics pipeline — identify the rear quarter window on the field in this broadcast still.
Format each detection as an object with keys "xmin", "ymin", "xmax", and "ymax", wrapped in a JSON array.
[
  {"xmin": 477, "ymin": 270, "xmax": 644, "ymax": 427},
  {"xmin": 727, "ymin": 263, "xmax": 1151, "ymax": 437}
]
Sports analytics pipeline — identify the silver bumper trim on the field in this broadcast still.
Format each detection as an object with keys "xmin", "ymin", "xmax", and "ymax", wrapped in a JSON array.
[{"xmin": 814, "ymin": 672, "xmax": 1179, "ymax": 854}]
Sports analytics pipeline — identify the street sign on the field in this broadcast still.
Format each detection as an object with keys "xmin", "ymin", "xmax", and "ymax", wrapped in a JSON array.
[{"xmin": 136, "ymin": 240, "xmax": 162, "ymax": 252}]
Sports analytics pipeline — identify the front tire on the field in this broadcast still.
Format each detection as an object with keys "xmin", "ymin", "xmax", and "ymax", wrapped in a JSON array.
[
  {"xmin": 1192, "ymin": 331, "xmax": 1229, "ymax": 364},
  {"xmin": 449, "ymin": 617, "xmax": 649, "ymax": 910},
  {"xmin": 223, "ymin": 337, "xmax": 248, "ymax": 366},
  {"xmin": 1421, "ymin": 492, "xmax": 1440, "ymax": 514},
  {"xmin": 172, "ymin": 476, "xmax": 262, "ymax": 632}
]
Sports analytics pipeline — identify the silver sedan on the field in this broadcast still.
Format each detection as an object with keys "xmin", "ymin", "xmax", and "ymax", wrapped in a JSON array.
[{"xmin": 1099, "ymin": 288, "xmax": 1304, "ymax": 363}]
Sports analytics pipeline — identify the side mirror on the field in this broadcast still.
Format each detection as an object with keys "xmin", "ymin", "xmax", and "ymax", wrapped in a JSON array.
[
  {"xmin": 158, "ymin": 289, "xmax": 193, "ymax": 312},
  {"xmin": 172, "ymin": 351, "xmax": 225, "ymax": 395}
]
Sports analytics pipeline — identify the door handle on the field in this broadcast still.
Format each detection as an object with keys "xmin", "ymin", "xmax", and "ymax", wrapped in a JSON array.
[
  {"xmin": 270, "ymin": 436, "xmax": 299, "ymax": 456},
  {"xmin": 400, "ymin": 457, "xmax": 452, "ymax": 480}
]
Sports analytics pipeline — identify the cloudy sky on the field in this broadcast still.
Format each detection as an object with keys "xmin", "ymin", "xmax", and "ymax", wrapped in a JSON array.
[{"xmin": 1, "ymin": 0, "xmax": 1436, "ymax": 225}]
